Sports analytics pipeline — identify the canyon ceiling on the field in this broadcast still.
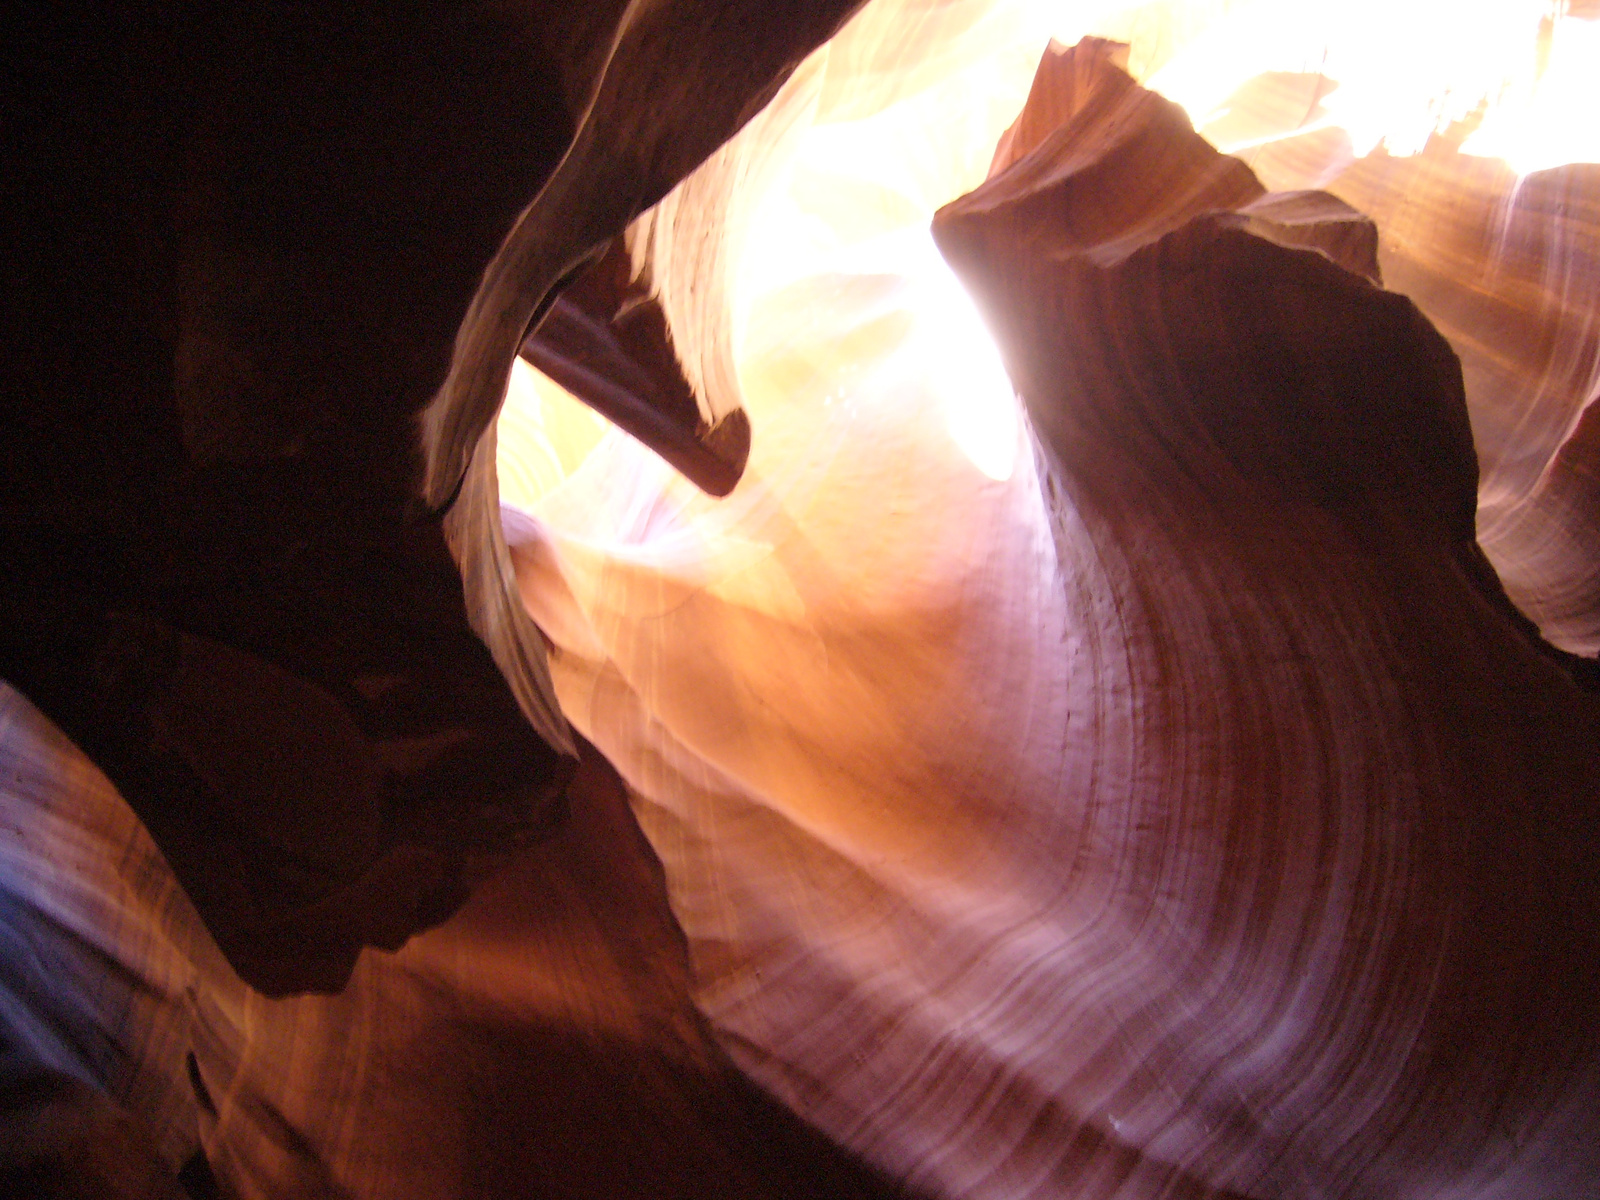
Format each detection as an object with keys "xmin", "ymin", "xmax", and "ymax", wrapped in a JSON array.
[{"xmin": 2, "ymin": 1, "xmax": 1598, "ymax": 1198}]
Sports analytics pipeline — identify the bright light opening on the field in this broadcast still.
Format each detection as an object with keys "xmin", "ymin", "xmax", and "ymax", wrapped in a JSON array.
[
  {"xmin": 904, "ymin": 233, "xmax": 1021, "ymax": 483},
  {"xmin": 500, "ymin": 0, "xmax": 1600, "ymax": 515}
]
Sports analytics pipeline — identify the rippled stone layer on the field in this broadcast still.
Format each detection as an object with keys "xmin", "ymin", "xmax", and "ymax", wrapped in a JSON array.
[
  {"xmin": 6, "ymin": 4, "xmax": 1600, "ymax": 1197},
  {"xmin": 0, "ymin": 684, "xmax": 910, "ymax": 1198},
  {"xmin": 508, "ymin": 34, "xmax": 1600, "ymax": 1199}
]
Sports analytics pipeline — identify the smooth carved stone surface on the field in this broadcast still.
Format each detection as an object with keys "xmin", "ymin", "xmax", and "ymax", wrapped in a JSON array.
[
  {"xmin": 1199, "ymin": 62, "xmax": 1600, "ymax": 660},
  {"xmin": 1486, "ymin": 396, "xmax": 1600, "ymax": 653},
  {"xmin": 929, "ymin": 38, "xmax": 1600, "ymax": 1195},
  {"xmin": 1227, "ymin": 191, "xmax": 1381, "ymax": 286},
  {"xmin": 1327, "ymin": 150, "xmax": 1600, "ymax": 656},
  {"xmin": 420, "ymin": 0, "xmax": 870, "ymax": 765},
  {"xmin": 1331, "ymin": 152, "xmax": 1600, "ymax": 507},
  {"xmin": 0, "ymin": 683, "xmax": 914, "ymax": 1199},
  {"xmin": 1194, "ymin": 71, "xmax": 1354, "ymax": 194},
  {"xmin": 932, "ymin": 41, "xmax": 1465, "ymax": 540},
  {"xmin": 986, "ymin": 35, "xmax": 1133, "ymax": 177},
  {"xmin": 503, "ymin": 34, "xmax": 1600, "ymax": 1200},
  {"xmin": 937, "ymin": 38, "xmax": 1264, "ymax": 267},
  {"xmin": 7, "ymin": 5, "xmax": 1600, "ymax": 1198}
]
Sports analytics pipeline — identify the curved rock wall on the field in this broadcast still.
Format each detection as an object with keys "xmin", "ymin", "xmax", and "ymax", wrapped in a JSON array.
[
  {"xmin": 5, "ymin": 2, "xmax": 1600, "ymax": 1196},
  {"xmin": 505, "ymin": 26, "xmax": 1600, "ymax": 1200}
]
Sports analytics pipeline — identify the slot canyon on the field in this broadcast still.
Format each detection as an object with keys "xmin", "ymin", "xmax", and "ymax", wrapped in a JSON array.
[{"xmin": 3, "ymin": 2, "xmax": 1598, "ymax": 1197}]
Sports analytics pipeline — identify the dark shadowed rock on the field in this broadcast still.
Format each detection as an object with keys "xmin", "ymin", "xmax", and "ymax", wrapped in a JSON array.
[
  {"xmin": 0, "ymin": 0, "xmax": 864, "ymax": 996},
  {"xmin": 520, "ymin": 238, "xmax": 751, "ymax": 497}
]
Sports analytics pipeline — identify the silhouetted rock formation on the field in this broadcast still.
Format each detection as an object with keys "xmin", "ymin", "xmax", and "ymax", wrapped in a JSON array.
[
  {"xmin": 916, "ymin": 37, "xmax": 1600, "ymax": 1196},
  {"xmin": 520, "ymin": 238, "xmax": 751, "ymax": 497}
]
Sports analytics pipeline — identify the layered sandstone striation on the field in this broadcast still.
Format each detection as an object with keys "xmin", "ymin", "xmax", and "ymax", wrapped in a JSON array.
[
  {"xmin": 5, "ymin": 3, "xmax": 1600, "ymax": 1197},
  {"xmin": 509, "ymin": 32, "xmax": 1600, "ymax": 1199}
]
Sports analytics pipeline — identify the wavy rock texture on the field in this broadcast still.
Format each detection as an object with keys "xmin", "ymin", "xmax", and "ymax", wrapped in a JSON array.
[
  {"xmin": 1486, "ymin": 395, "xmax": 1600, "ymax": 652},
  {"xmin": 0, "ymin": 683, "xmax": 909, "ymax": 1199},
  {"xmin": 1330, "ymin": 154, "xmax": 1600, "ymax": 654},
  {"xmin": 0, "ymin": 688, "xmax": 205, "ymax": 1198},
  {"xmin": 506, "ymin": 32, "xmax": 1600, "ymax": 1200},
  {"xmin": 1194, "ymin": 57, "xmax": 1600, "ymax": 655},
  {"xmin": 5, "ymin": 2, "xmax": 1600, "ymax": 1197}
]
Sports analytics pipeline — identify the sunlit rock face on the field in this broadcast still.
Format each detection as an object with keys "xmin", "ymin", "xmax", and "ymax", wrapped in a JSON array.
[
  {"xmin": 503, "ymin": 5, "xmax": 1600, "ymax": 1199},
  {"xmin": 1493, "ymin": 394, "xmax": 1600, "ymax": 652},
  {"xmin": 5, "ymin": 0, "xmax": 1600, "ymax": 1196},
  {"xmin": 1331, "ymin": 155, "xmax": 1600, "ymax": 654},
  {"xmin": 1119, "ymin": 3, "xmax": 1600, "ymax": 657},
  {"xmin": 934, "ymin": 39, "xmax": 1600, "ymax": 1194}
]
